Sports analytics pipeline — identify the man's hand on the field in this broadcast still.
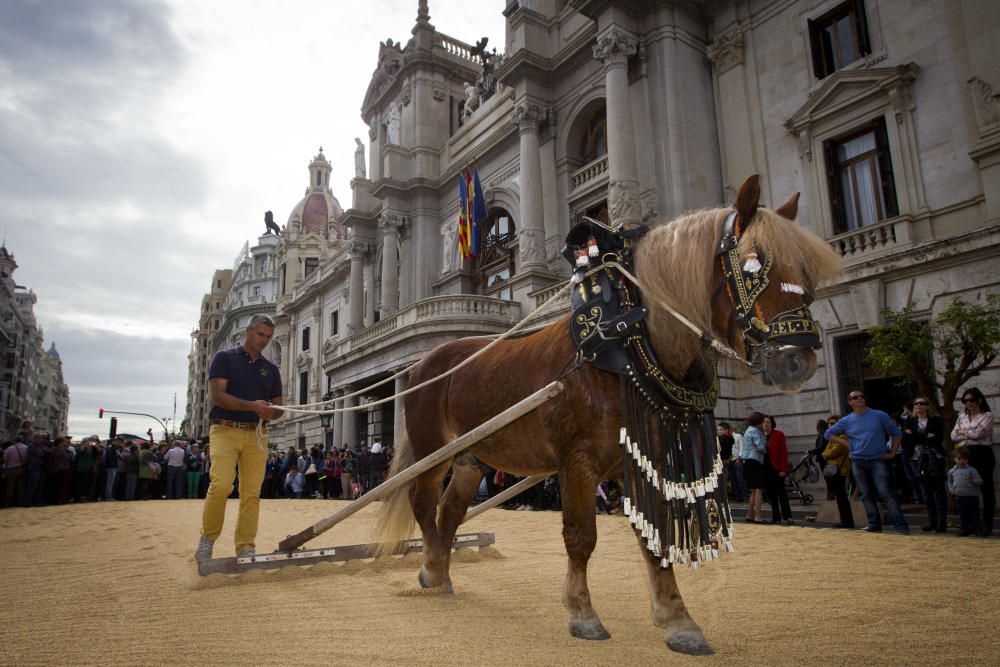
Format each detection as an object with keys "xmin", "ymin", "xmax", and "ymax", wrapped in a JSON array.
[{"xmin": 251, "ymin": 400, "xmax": 281, "ymax": 421}]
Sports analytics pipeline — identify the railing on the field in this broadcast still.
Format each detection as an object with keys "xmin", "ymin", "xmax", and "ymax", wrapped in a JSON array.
[
  {"xmin": 829, "ymin": 218, "xmax": 907, "ymax": 259},
  {"xmin": 330, "ymin": 295, "xmax": 521, "ymax": 361},
  {"xmin": 438, "ymin": 33, "xmax": 476, "ymax": 62},
  {"xmin": 533, "ymin": 283, "xmax": 569, "ymax": 310},
  {"xmin": 570, "ymin": 156, "xmax": 608, "ymax": 191}
]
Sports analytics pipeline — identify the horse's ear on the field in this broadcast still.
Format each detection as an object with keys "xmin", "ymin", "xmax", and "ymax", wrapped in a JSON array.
[
  {"xmin": 774, "ymin": 192, "xmax": 800, "ymax": 220},
  {"xmin": 734, "ymin": 175, "xmax": 761, "ymax": 229}
]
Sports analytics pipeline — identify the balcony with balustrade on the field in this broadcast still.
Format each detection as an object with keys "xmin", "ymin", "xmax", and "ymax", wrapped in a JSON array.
[{"xmin": 323, "ymin": 295, "xmax": 522, "ymax": 379}]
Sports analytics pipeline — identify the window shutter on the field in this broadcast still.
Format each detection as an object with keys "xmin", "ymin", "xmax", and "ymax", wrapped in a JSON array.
[
  {"xmin": 807, "ymin": 19, "xmax": 826, "ymax": 79},
  {"xmin": 874, "ymin": 118, "xmax": 899, "ymax": 218},
  {"xmin": 824, "ymin": 138, "xmax": 846, "ymax": 234},
  {"xmin": 852, "ymin": 0, "xmax": 872, "ymax": 56}
]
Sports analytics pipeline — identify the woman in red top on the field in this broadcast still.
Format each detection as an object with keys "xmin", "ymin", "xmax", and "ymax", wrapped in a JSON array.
[{"xmin": 762, "ymin": 415, "xmax": 793, "ymax": 525}]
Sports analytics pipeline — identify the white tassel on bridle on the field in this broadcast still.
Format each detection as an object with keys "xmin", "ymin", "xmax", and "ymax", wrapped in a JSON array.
[{"xmin": 742, "ymin": 252, "xmax": 762, "ymax": 273}]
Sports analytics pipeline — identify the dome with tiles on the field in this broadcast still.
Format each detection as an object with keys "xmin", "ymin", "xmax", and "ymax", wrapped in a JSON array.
[{"xmin": 287, "ymin": 148, "xmax": 346, "ymax": 239}]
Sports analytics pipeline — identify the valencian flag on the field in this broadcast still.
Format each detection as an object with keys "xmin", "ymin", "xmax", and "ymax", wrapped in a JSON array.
[{"xmin": 457, "ymin": 166, "xmax": 488, "ymax": 259}]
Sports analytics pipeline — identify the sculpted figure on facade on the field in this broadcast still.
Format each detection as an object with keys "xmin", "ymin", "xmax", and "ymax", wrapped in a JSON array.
[
  {"xmin": 354, "ymin": 138, "xmax": 367, "ymax": 178},
  {"xmin": 386, "ymin": 105, "xmax": 401, "ymax": 145},
  {"xmin": 518, "ymin": 227, "xmax": 547, "ymax": 267},
  {"xmin": 441, "ymin": 223, "xmax": 459, "ymax": 273},
  {"xmin": 463, "ymin": 82, "xmax": 480, "ymax": 120}
]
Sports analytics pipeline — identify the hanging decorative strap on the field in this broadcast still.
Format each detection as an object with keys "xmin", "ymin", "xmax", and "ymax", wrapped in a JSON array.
[{"xmin": 563, "ymin": 218, "xmax": 734, "ymax": 569}]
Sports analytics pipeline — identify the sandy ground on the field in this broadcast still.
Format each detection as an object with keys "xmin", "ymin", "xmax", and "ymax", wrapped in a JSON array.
[{"xmin": 0, "ymin": 499, "xmax": 997, "ymax": 666}]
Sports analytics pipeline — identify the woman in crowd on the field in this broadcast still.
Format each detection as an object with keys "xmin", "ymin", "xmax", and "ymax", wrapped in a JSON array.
[
  {"xmin": 324, "ymin": 449, "xmax": 341, "ymax": 499},
  {"xmin": 740, "ymin": 412, "xmax": 768, "ymax": 523},
  {"xmin": 73, "ymin": 436, "xmax": 98, "ymax": 502},
  {"xmin": 340, "ymin": 450, "xmax": 356, "ymax": 500},
  {"xmin": 821, "ymin": 422, "xmax": 855, "ymax": 529},
  {"xmin": 137, "ymin": 442, "xmax": 155, "ymax": 500},
  {"xmin": 123, "ymin": 445, "xmax": 140, "ymax": 501},
  {"xmin": 904, "ymin": 396, "xmax": 946, "ymax": 532},
  {"xmin": 186, "ymin": 444, "xmax": 203, "ymax": 499},
  {"xmin": 762, "ymin": 415, "xmax": 793, "ymax": 525},
  {"xmin": 951, "ymin": 387, "xmax": 995, "ymax": 536}
]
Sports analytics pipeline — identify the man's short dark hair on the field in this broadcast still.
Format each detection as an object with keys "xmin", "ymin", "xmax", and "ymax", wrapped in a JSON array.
[
  {"xmin": 247, "ymin": 314, "xmax": 276, "ymax": 329},
  {"xmin": 718, "ymin": 421, "xmax": 731, "ymax": 430}
]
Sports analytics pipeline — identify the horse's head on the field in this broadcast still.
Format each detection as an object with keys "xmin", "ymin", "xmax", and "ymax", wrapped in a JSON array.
[{"xmin": 712, "ymin": 175, "xmax": 842, "ymax": 392}]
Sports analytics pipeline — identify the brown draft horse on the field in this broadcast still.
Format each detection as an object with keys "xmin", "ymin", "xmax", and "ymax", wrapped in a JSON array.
[{"xmin": 373, "ymin": 176, "xmax": 842, "ymax": 655}]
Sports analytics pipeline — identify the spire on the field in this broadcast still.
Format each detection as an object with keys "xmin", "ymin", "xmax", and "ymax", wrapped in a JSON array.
[{"xmin": 417, "ymin": 0, "xmax": 429, "ymax": 23}]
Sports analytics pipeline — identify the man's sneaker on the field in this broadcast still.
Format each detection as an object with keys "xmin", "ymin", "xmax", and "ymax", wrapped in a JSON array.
[
  {"xmin": 238, "ymin": 549, "xmax": 256, "ymax": 560},
  {"xmin": 194, "ymin": 537, "xmax": 214, "ymax": 562}
]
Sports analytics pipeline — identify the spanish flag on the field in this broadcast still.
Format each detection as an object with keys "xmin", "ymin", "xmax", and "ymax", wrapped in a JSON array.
[{"xmin": 457, "ymin": 166, "xmax": 488, "ymax": 259}]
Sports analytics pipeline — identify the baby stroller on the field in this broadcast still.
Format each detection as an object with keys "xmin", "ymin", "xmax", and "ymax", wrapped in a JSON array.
[{"xmin": 784, "ymin": 451, "xmax": 821, "ymax": 505}]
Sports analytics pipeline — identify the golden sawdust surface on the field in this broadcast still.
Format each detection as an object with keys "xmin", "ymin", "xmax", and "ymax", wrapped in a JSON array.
[{"xmin": 0, "ymin": 499, "xmax": 997, "ymax": 666}]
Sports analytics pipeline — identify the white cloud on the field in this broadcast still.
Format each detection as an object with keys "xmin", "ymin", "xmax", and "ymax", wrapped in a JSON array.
[{"xmin": 1, "ymin": 0, "xmax": 507, "ymax": 437}]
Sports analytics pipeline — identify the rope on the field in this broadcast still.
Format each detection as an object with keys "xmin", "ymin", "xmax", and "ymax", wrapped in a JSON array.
[
  {"xmin": 274, "ymin": 255, "xmax": 748, "ymax": 418},
  {"xmin": 275, "ymin": 282, "xmax": 572, "ymax": 416}
]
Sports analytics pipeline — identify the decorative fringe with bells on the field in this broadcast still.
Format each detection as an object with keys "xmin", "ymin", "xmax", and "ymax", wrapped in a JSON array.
[{"xmin": 618, "ymin": 379, "xmax": 734, "ymax": 570}]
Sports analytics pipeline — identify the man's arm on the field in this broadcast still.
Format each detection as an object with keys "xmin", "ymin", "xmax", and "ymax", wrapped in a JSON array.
[
  {"xmin": 209, "ymin": 378, "xmax": 280, "ymax": 421},
  {"xmin": 885, "ymin": 435, "xmax": 901, "ymax": 459}
]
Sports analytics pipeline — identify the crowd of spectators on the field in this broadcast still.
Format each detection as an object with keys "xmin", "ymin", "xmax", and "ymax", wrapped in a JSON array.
[
  {"xmin": 720, "ymin": 386, "xmax": 996, "ymax": 537},
  {"xmin": 5, "ymin": 387, "xmax": 995, "ymax": 539}
]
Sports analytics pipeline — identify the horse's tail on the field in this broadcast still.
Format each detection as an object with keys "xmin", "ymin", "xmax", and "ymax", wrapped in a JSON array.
[{"xmin": 371, "ymin": 414, "xmax": 416, "ymax": 556}]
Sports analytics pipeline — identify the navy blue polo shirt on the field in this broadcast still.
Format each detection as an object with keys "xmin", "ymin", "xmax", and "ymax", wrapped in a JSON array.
[{"xmin": 208, "ymin": 345, "xmax": 283, "ymax": 423}]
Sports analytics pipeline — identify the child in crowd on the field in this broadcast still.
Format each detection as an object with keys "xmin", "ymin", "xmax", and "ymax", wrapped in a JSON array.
[
  {"xmin": 948, "ymin": 446, "xmax": 984, "ymax": 536},
  {"xmin": 284, "ymin": 468, "xmax": 304, "ymax": 499}
]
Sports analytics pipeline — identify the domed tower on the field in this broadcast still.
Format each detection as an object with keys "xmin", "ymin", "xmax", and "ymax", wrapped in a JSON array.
[
  {"xmin": 277, "ymin": 148, "xmax": 348, "ymax": 297},
  {"xmin": 285, "ymin": 148, "xmax": 347, "ymax": 241}
]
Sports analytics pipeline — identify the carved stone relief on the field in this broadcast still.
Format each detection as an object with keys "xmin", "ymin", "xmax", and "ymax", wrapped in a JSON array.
[
  {"xmin": 969, "ymin": 76, "xmax": 1000, "ymax": 131},
  {"xmin": 707, "ymin": 29, "xmax": 745, "ymax": 74}
]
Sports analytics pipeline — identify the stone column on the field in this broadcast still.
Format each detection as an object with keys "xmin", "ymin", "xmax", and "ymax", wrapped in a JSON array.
[
  {"xmin": 379, "ymin": 213, "xmax": 400, "ymax": 317},
  {"xmin": 594, "ymin": 27, "xmax": 641, "ymax": 227},
  {"xmin": 513, "ymin": 102, "xmax": 548, "ymax": 269},
  {"xmin": 394, "ymin": 374, "xmax": 406, "ymax": 447},
  {"xmin": 342, "ymin": 394, "xmax": 357, "ymax": 448},
  {"xmin": 348, "ymin": 240, "xmax": 365, "ymax": 333}
]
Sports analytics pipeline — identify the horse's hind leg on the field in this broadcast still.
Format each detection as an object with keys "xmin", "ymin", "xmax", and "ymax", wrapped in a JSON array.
[
  {"xmin": 427, "ymin": 454, "xmax": 483, "ymax": 591},
  {"xmin": 410, "ymin": 462, "xmax": 452, "ymax": 592},
  {"xmin": 639, "ymin": 544, "xmax": 714, "ymax": 655},
  {"xmin": 560, "ymin": 467, "xmax": 610, "ymax": 640}
]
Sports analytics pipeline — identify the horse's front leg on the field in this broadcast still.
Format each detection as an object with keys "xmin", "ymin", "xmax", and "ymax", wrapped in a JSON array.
[
  {"xmin": 410, "ymin": 462, "xmax": 452, "ymax": 592},
  {"xmin": 638, "ymin": 541, "xmax": 714, "ymax": 655},
  {"xmin": 560, "ymin": 466, "xmax": 610, "ymax": 640}
]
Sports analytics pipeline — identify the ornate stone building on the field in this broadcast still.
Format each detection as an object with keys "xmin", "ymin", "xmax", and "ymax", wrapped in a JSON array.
[
  {"xmin": 184, "ymin": 268, "xmax": 232, "ymax": 440},
  {"xmin": 0, "ymin": 245, "xmax": 69, "ymax": 439},
  {"xmin": 260, "ymin": 0, "xmax": 999, "ymax": 452}
]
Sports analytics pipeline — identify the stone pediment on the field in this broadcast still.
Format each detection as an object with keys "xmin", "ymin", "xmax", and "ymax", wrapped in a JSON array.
[
  {"xmin": 785, "ymin": 63, "xmax": 919, "ymax": 133},
  {"xmin": 295, "ymin": 350, "xmax": 312, "ymax": 368},
  {"xmin": 362, "ymin": 39, "xmax": 406, "ymax": 116}
]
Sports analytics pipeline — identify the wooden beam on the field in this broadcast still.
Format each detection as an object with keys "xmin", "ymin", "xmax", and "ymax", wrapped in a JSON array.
[{"xmin": 278, "ymin": 380, "xmax": 564, "ymax": 552}]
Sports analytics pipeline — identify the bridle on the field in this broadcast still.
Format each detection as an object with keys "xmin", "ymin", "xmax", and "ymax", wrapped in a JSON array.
[{"xmin": 715, "ymin": 210, "xmax": 821, "ymax": 375}]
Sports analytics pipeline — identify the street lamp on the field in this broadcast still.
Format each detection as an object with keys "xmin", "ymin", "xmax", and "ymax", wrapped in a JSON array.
[{"xmin": 319, "ymin": 392, "xmax": 334, "ymax": 450}]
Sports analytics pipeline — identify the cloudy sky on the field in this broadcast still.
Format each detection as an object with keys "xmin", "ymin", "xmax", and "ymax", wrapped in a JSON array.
[{"xmin": 0, "ymin": 0, "xmax": 505, "ymax": 438}]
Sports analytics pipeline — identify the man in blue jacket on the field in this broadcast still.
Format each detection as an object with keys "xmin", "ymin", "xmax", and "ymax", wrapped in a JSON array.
[{"xmin": 825, "ymin": 390, "xmax": 908, "ymax": 534}]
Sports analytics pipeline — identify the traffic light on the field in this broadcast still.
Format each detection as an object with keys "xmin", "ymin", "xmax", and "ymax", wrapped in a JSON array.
[
  {"xmin": 99, "ymin": 408, "xmax": 104, "ymax": 419},
  {"xmin": 109, "ymin": 417, "xmax": 118, "ymax": 439}
]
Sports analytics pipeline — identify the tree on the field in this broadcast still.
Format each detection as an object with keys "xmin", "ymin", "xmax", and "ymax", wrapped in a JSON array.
[{"xmin": 866, "ymin": 294, "xmax": 1000, "ymax": 444}]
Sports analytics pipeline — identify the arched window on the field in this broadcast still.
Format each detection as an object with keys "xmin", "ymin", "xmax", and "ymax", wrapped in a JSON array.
[
  {"xmin": 474, "ymin": 209, "xmax": 517, "ymax": 301},
  {"xmin": 580, "ymin": 108, "xmax": 607, "ymax": 164}
]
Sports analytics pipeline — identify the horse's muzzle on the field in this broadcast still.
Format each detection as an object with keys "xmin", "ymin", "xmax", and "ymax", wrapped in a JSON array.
[{"xmin": 758, "ymin": 345, "xmax": 817, "ymax": 393}]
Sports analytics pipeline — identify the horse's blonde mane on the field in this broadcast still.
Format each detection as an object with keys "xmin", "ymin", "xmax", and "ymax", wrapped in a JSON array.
[{"xmin": 635, "ymin": 206, "xmax": 843, "ymax": 335}]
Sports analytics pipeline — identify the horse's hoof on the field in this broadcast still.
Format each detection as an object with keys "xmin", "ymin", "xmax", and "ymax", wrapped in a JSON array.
[
  {"xmin": 418, "ymin": 566, "xmax": 452, "ymax": 594},
  {"xmin": 665, "ymin": 629, "xmax": 714, "ymax": 655},
  {"xmin": 569, "ymin": 618, "xmax": 611, "ymax": 641}
]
